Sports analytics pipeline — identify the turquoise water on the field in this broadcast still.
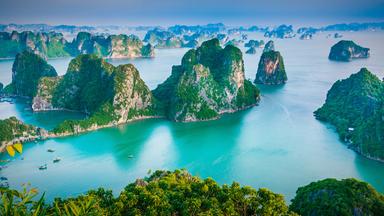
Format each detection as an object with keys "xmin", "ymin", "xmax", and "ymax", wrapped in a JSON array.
[{"xmin": 1, "ymin": 32, "xmax": 384, "ymax": 202}]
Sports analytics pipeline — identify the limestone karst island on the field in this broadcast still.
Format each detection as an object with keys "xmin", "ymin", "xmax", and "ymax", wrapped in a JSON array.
[{"xmin": 0, "ymin": 0, "xmax": 384, "ymax": 215}]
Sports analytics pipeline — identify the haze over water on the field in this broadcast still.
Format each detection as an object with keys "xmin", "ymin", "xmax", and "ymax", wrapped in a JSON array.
[{"xmin": 1, "ymin": 31, "xmax": 384, "ymax": 202}]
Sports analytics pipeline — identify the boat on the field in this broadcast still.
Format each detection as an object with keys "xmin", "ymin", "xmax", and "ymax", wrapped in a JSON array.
[
  {"xmin": 128, "ymin": 155, "xmax": 134, "ymax": 158},
  {"xmin": 53, "ymin": 157, "xmax": 61, "ymax": 163},
  {"xmin": 39, "ymin": 164, "xmax": 47, "ymax": 170},
  {"xmin": 47, "ymin": 148, "xmax": 55, "ymax": 153}
]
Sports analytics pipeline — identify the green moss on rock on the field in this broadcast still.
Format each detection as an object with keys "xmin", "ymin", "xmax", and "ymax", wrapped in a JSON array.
[
  {"xmin": 6, "ymin": 51, "xmax": 57, "ymax": 97},
  {"xmin": 328, "ymin": 40, "xmax": 370, "ymax": 61},
  {"xmin": 290, "ymin": 178, "xmax": 384, "ymax": 216},
  {"xmin": 153, "ymin": 38, "xmax": 260, "ymax": 122},
  {"xmin": 314, "ymin": 68, "xmax": 384, "ymax": 161},
  {"xmin": 32, "ymin": 54, "xmax": 158, "ymax": 134}
]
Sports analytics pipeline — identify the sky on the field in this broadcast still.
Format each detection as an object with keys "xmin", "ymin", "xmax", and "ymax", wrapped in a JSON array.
[{"xmin": 0, "ymin": 0, "xmax": 384, "ymax": 27}]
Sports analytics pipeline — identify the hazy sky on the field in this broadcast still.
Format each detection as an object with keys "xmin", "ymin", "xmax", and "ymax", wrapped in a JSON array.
[{"xmin": 1, "ymin": 0, "xmax": 384, "ymax": 26}]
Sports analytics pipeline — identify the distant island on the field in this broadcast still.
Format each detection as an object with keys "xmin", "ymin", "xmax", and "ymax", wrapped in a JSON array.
[
  {"xmin": 0, "ymin": 31, "xmax": 154, "ymax": 59},
  {"xmin": 255, "ymin": 51, "xmax": 287, "ymax": 85},
  {"xmin": 315, "ymin": 68, "xmax": 384, "ymax": 162},
  {"xmin": 328, "ymin": 40, "xmax": 370, "ymax": 61}
]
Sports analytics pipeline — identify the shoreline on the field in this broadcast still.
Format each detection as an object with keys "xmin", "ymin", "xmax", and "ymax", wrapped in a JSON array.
[{"xmin": 0, "ymin": 101, "xmax": 260, "ymax": 155}]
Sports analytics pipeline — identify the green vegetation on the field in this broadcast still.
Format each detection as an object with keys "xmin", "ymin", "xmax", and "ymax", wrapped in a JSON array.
[
  {"xmin": 0, "ymin": 31, "xmax": 154, "ymax": 59},
  {"xmin": 0, "ymin": 170, "xmax": 296, "ymax": 215},
  {"xmin": 3, "ymin": 170, "xmax": 384, "ymax": 215},
  {"xmin": 0, "ymin": 117, "xmax": 38, "ymax": 145},
  {"xmin": 153, "ymin": 38, "xmax": 260, "ymax": 122},
  {"xmin": 315, "ymin": 68, "xmax": 384, "ymax": 161},
  {"xmin": 155, "ymin": 36, "xmax": 184, "ymax": 48},
  {"xmin": 255, "ymin": 51, "xmax": 287, "ymax": 85},
  {"xmin": 37, "ymin": 54, "xmax": 157, "ymax": 134},
  {"xmin": 328, "ymin": 40, "xmax": 370, "ymax": 61},
  {"xmin": 290, "ymin": 178, "xmax": 384, "ymax": 216},
  {"xmin": 5, "ymin": 51, "xmax": 57, "ymax": 97}
]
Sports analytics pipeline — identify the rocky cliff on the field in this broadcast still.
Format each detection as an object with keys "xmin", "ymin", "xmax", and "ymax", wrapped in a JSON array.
[
  {"xmin": 0, "ymin": 31, "xmax": 69, "ymax": 59},
  {"xmin": 264, "ymin": 25, "xmax": 295, "ymax": 39},
  {"xmin": 315, "ymin": 68, "xmax": 384, "ymax": 162},
  {"xmin": 4, "ymin": 51, "xmax": 57, "ymax": 97},
  {"xmin": 31, "ymin": 54, "xmax": 158, "ymax": 135},
  {"xmin": 263, "ymin": 40, "xmax": 275, "ymax": 52},
  {"xmin": 245, "ymin": 40, "xmax": 264, "ymax": 48},
  {"xmin": 328, "ymin": 40, "xmax": 370, "ymax": 61},
  {"xmin": 245, "ymin": 47, "xmax": 257, "ymax": 54},
  {"xmin": 153, "ymin": 39, "xmax": 260, "ymax": 122},
  {"xmin": 0, "ymin": 31, "xmax": 154, "ymax": 59},
  {"xmin": 255, "ymin": 51, "xmax": 287, "ymax": 85},
  {"xmin": 69, "ymin": 32, "xmax": 155, "ymax": 58}
]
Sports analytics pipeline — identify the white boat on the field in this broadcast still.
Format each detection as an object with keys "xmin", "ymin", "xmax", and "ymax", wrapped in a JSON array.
[
  {"xmin": 39, "ymin": 164, "xmax": 47, "ymax": 170},
  {"xmin": 53, "ymin": 157, "xmax": 61, "ymax": 163}
]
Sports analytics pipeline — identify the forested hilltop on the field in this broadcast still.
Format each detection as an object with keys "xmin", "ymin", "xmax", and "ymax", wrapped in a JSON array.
[
  {"xmin": 153, "ymin": 38, "xmax": 260, "ymax": 122},
  {"xmin": 315, "ymin": 68, "xmax": 384, "ymax": 162},
  {"xmin": 1, "ymin": 170, "xmax": 383, "ymax": 215},
  {"xmin": 0, "ymin": 31, "xmax": 154, "ymax": 59}
]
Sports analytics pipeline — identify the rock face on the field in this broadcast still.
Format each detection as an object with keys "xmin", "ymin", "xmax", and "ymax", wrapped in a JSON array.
[
  {"xmin": 144, "ymin": 28, "xmax": 174, "ymax": 44},
  {"xmin": 255, "ymin": 51, "xmax": 287, "ymax": 85},
  {"xmin": 245, "ymin": 40, "xmax": 264, "ymax": 48},
  {"xmin": 6, "ymin": 51, "xmax": 57, "ymax": 97},
  {"xmin": 245, "ymin": 47, "xmax": 257, "ymax": 54},
  {"xmin": 299, "ymin": 33, "xmax": 313, "ymax": 40},
  {"xmin": 32, "ymin": 54, "xmax": 158, "ymax": 134},
  {"xmin": 263, "ymin": 40, "xmax": 275, "ymax": 52},
  {"xmin": 0, "ymin": 31, "xmax": 154, "ymax": 59},
  {"xmin": 314, "ymin": 68, "xmax": 384, "ymax": 161},
  {"xmin": 183, "ymin": 39, "xmax": 199, "ymax": 48},
  {"xmin": 32, "ymin": 77, "xmax": 62, "ymax": 111},
  {"xmin": 69, "ymin": 32, "xmax": 154, "ymax": 58},
  {"xmin": 290, "ymin": 178, "xmax": 384, "ymax": 216},
  {"xmin": 153, "ymin": 39, "xmax": 260, "ymax": 122},
  {"xmin": 328, "ymin": 40, "xmax": 369, "ymax": 61},
  {"xmin": 0, "ymin": 31, "xmax": 69, "ymax": 59},
  {"xmin": 155, "ymin": 36, "xmax": 184, "ymax": 48},
  {"xmin": 264, "ymin": 25, "xmax": 295, "ymax": 39}
]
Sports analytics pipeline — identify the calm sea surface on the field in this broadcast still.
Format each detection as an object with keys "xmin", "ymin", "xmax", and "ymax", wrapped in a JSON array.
[{"xmin": 1, "ymin": 32, "xmax": 384, "ymax": 202}]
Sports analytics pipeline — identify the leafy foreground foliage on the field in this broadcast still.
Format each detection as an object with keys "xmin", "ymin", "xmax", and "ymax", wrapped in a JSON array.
[
  {"xmin": 0, "ymin": 170, "xmax": 297, "ymax": 216},
  {"xmin": 290, "ymin": 178, "xmax": 384, "ymax": 216},
  {"xmin": 2, "ymin": 171, "xmax": 384, "ymax": 215},
  {"xmin": 314, "ymin": 68, "xmax": 384, "ymax": 161}
]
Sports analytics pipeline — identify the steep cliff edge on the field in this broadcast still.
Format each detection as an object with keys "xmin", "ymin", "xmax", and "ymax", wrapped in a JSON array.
[
  {"xmin": 31, "ymin": 54, "xmax": 159, "ymax": 135},
  {"xmin": 255, "ymin": 51, "xmax": 287, "ymax": 85},
  {"xmin": 315, "ymin": 68, "xmax": 384, "ymax": 162},
  {"xmin": 153, "ymin": 39, "xmax": 260, "ymax": 122},
  {"xmin": 4, "ymin": 51, "xmax": 57, "ymax": 97},
  {"xmin": 328, "ymin": 40, "xmax": 370, "ymax": 61}
]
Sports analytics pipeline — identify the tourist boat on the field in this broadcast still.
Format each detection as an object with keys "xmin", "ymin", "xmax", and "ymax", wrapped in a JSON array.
[
  {"xmin": 53, "ymin": 157, "xmax": 61, "ymax": 163},
  {"xmin": 39, "ymin": 164, "xmax": 47, "ymax": 170},
  {"xmin": 47, "ymin": 148, "xmax": 55, "ymax": 153}
]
